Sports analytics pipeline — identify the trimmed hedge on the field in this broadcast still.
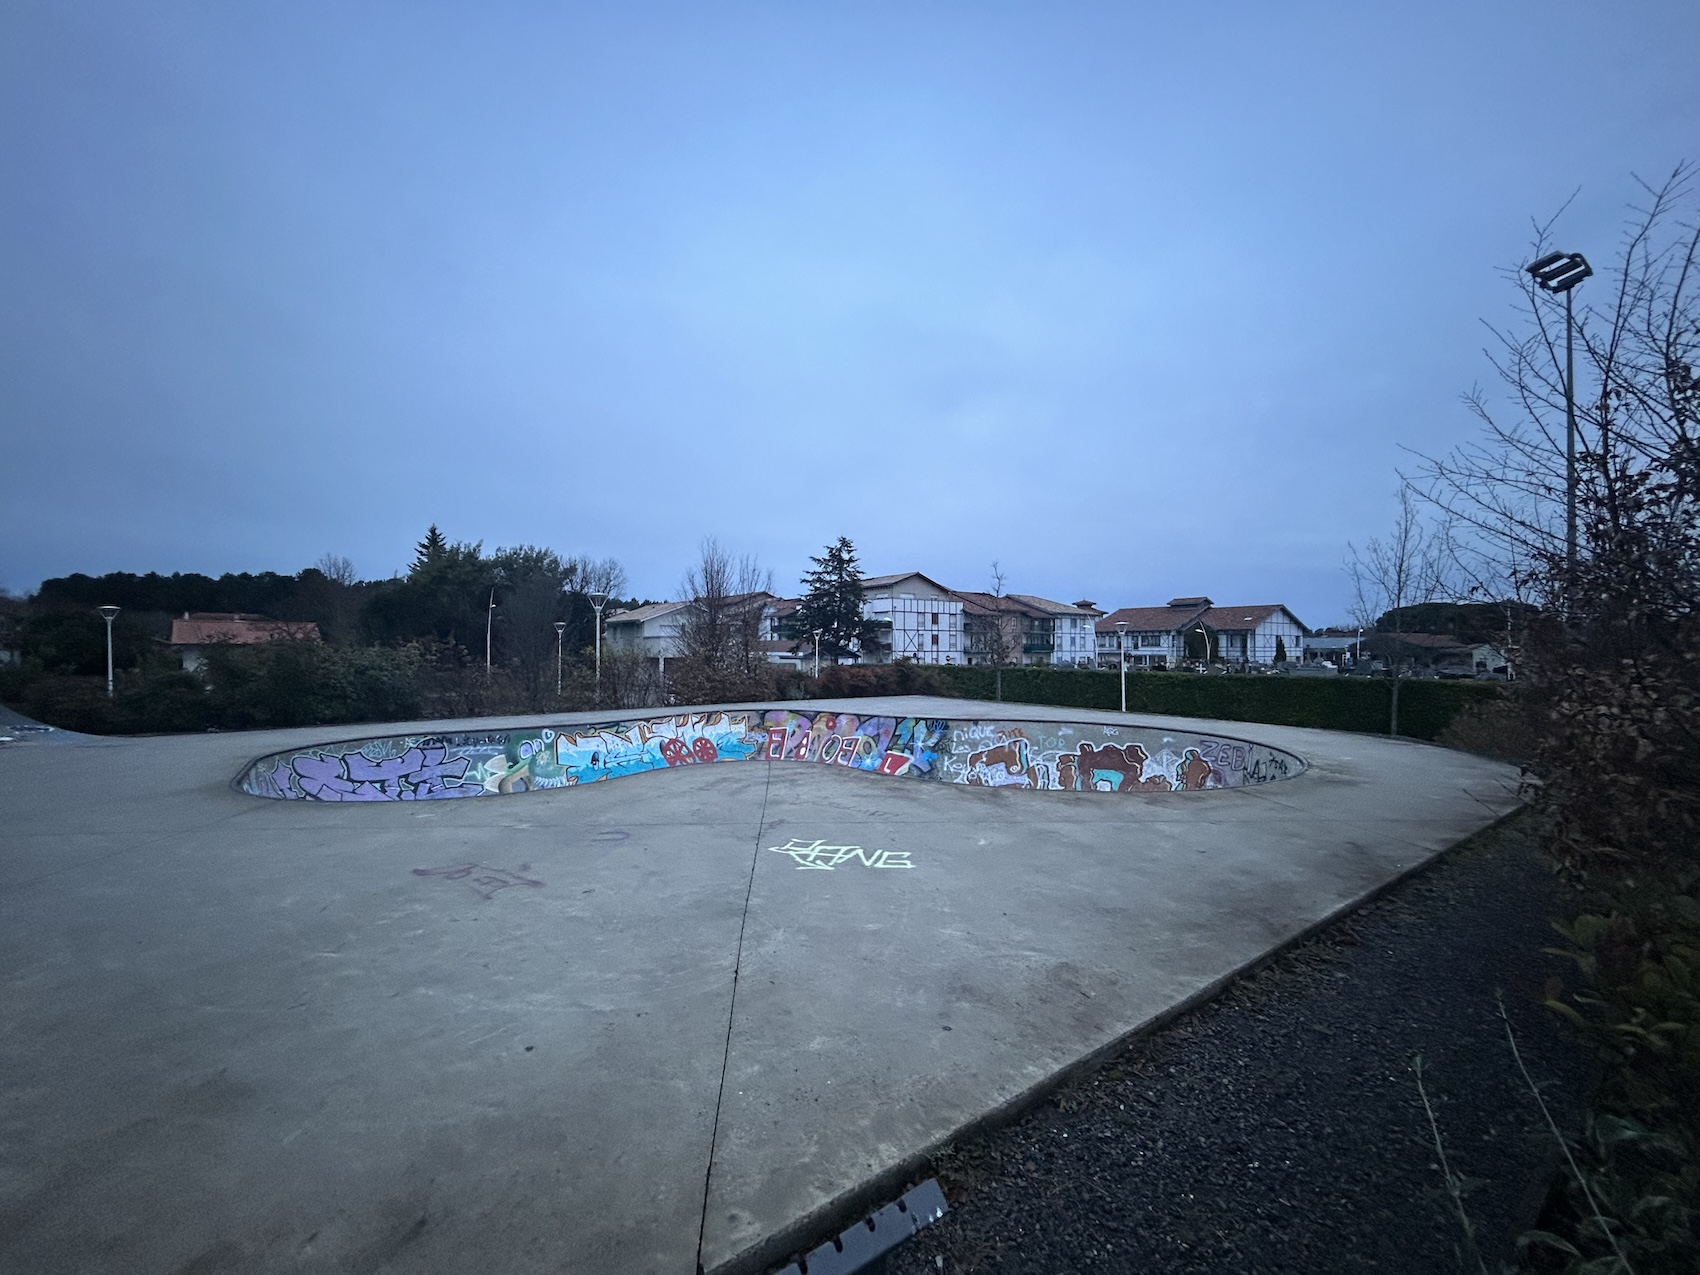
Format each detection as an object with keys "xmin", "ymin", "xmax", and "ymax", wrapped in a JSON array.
[{"xmin": 931, "ymin": 666, "xmax": 1503, "ymax": 741}]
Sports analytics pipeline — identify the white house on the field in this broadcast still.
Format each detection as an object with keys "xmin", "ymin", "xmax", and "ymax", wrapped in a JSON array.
[
  {"xmin": 606, "ymin": 594, "xmax": 804, "ymax": 671},
  {"xmin": 1095, "ymin": 597, "xmax": 1308, "ymax": 669},
  {"xmin": 167, "ymin": 612, "xmax": 320, "ymax": 673},
  {"xmin": 860, "ymin": 572, "xmax": 964, "ymax": 664},
  {"xmin": 1008, "ymin": 595, "xmax": 1104, "ymax": 667},
  {"xmin": 603, "ymin": 601, "xmax": 689, "ymax": 669}
]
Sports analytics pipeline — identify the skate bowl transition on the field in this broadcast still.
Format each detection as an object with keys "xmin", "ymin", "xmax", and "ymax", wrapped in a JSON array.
[
  {"xmin": 235, "ymin": 707, "xmax": 1305, "ymax": 800},
  {"xmin": 1, "ymin": 695, "xmax": 1521, "ymax": 1275}
]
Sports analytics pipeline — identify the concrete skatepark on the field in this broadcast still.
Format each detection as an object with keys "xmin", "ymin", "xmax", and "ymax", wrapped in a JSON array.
[{"xmin": 0, "ymin": 695, "xmax": 1522, "ymax": 1274}]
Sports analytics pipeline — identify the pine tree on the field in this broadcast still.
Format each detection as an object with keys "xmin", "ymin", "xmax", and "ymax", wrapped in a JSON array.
[
  {"xmin": 413, "ymin": 525, "xmax": 449, "ymax": 574},
  {"xmin": 793, "ymin": 537, "xmax": 881, "ymax": 660}
]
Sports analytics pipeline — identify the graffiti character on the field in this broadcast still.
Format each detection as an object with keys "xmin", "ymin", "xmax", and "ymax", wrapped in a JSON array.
[
  {"xmin": 1177, "ymin": 748, "xmax": 1213, "ymax": 790},
  {"xmin": 1065, "ymin": 742, "xmax": 1173, "ymax": 792},
  {"xmin": 965, "ymin": 735, "xmax": 1037, "ymax": 787}
]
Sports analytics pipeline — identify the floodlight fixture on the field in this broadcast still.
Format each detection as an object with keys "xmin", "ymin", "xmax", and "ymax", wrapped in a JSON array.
[{"xmin": 1526, "ymin": 251, "xmax": 1592, "ymax": 293}]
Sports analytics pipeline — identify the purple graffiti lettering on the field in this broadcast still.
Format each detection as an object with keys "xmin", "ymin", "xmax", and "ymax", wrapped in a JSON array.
[
  {"xmin": 291, "ymin": 754, "xmax": 364, "ymax": 800},
  {"xmin": 290, "ymin": 745, "xmax": 478, "ymax": 801}
]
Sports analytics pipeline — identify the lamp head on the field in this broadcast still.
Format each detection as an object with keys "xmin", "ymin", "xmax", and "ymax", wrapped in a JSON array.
[
  {"xmin": 553, "ymin": 621, "xmax": 566, "ymax": 635},
  {"xmin": 588, "ymin": 590, "xmax": 608, "ymax": 609},
  {"xmin": 96, "ymin": 605, "xmax": 120, "ymax": 622},
  {"xmin": 1526, "ymin": 251, "xmax": 1592, "ymax": 293}
]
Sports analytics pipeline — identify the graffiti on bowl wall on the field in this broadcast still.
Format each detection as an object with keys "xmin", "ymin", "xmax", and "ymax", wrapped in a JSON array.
[{"xmin": 237, "ymin": 710, "xmax": 1301, "ymax": 801}]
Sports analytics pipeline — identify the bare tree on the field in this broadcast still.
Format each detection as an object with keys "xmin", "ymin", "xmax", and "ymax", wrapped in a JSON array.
[
  {"xmin": 1348, "ymin": 485, "xmax": 1450, "ymax": 735},
  {"xmin": 569, "ymin": 555, "xmax": 628, "ymax": 600},
  {"xmin": 316, "ymin": 553, "xmax": 356, "ymax": 587},
  {"xmin": 673, "ymin": 537, "xmax": 774, "ymax": 704},
  {"xmin": 1413, "ymin": 163, "xmax": 1700, "ymax": 619},
  {"xmin": 961, "ymin": 561, "xmax": 1026, "ymax": 702}
]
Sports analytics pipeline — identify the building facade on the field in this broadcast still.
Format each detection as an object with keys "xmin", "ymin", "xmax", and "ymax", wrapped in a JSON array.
[
  {"xmin": 1009, "ymin": 595, "xmax": 1104, "ymax": 666},
  {"xmin": 1095, "ymin": 598, "xmax": 1308, "ymax": 669},
  {"xmin": 860, "ymin": 573, "xmax": 964, "ymax": 665}
]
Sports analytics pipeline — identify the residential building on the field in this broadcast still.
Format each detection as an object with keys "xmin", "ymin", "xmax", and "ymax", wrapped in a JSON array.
[
  {"xmin": 1008, "ymin": 595, "xmax": 1104, "ymax": 667},
  {"xmin": 1198, "ymin": 602, "xmax": 1308, "ymax": 665},
  {"xmin": 759, "ymin": 598, "xmax": 812, "ymax": 668},
  {"xmin": 606, "ymin": 593, "xmax": 802, "ymax": 672},
  {"xmin": 167, "ymin": 612, "xmax": 320, "ymax": 672},
  {"xmin": 1095, "ymin": 597, "xmax": 1308, "ymax": 669},
  {"xmin": 603, "ymin": 601, "xmax": 689, "ymax": 669},
  {"xmin": 860, "ymin": 572, "xmax": 963, "ymax": 664}
]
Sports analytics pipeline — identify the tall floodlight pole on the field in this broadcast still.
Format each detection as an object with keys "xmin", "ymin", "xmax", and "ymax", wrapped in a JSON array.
[
  {"xmin": 553, "ymin": 620, "xmax": 566, "ymax": 698},
  {"xmin": 813, "ymin": 629, "xmax": 822, "ymax": 678},
  {"xmin": 1116, "ymin": 620, "xmax": 1129, "ymax": 713},
  {"xmin": 96, "ymin": 605, "xmax": 120, "ymax": 698},
  {"xmin": 588, "ymin": 590, "xmax": 608, "ymax": 706},
  {"xmin": 485, "ymin": 587, "xmax": 496, "ymax": 677},
  {"xmin": 1526, "ymin": 251, "xmax": 1593, "ymax": 599}
]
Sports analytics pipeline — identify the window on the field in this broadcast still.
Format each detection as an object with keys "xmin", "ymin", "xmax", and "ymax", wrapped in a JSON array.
[{"xmin": 931, "ymin": 633, "xmax": 939, "ymax": 646}]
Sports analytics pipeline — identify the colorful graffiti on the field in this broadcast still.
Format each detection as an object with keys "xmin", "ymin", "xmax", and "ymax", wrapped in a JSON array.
[{"xmin": 236, "ymin": 711, "xmax": 1302, "ymax": 801}]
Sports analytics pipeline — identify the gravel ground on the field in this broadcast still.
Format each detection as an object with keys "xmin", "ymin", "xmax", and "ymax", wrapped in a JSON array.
[{"xmin": 881, "ymin": 814, "xmax": 1596, "ymax": 1275}]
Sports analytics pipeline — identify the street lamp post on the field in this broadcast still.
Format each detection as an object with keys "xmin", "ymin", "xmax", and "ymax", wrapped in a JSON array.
[
  {"xmin": 553, "ymin": 620, "xmax": 567, "ymax": 698},
  {"xmin": 96, "ymin": 605, "xmax": 120, "ymax": 699},
  {"xmin": 1526, "ymin": 250, "xmax": 1593, "ymax": 596},
  {"xmin": 1115, "ymin": 620, "xmax": 1129, "ymax": 713},
  {"xmin": 485, "ymin": 587, "xmax": 496, "ymax": 677},
  {"xmin": 813, "ymin": 629, "xmax": 822, "ymax": 678},
  {"xmin": 587, "ymin": 590, "xmax": 608, "ymax": 706}
]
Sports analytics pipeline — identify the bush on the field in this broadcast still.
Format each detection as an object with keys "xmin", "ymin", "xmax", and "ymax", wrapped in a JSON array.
[
  {"xmin": 202, "ymin": 641, "xmax": 422, "ymax": 729},
  {"xmin": 7, "ymin": 670, "xmax": 212, "ymax": 734},
  {"xmin": 814, "ymin": 660, "xmax": 953, "ymax": 699},
  {"xmin": 926, "ymin": 665, "xmax": 1500, "ymax": 741}
]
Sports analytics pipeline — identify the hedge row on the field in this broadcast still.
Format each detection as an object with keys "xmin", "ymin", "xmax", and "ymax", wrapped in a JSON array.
[{"xmin": 929, "ymin": 666, "xmax": 1503, "ymax": 741}]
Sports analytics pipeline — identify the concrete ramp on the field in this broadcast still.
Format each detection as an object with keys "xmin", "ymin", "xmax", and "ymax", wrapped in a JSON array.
[{"xmin": 0, "ymin": 696, "xmax": 1519, "ymax": 1275}]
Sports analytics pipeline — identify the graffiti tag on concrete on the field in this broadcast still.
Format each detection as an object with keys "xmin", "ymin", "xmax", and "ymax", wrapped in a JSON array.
[
  {"xmin": 411, "ymin": 863, "xmax": 545, "ymax": 900},
  {"xmin": 768, "ymin": 840, "xmax": 914, "ymax": 870}
]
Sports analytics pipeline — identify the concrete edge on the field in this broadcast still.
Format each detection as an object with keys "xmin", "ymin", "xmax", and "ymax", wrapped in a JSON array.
[{"xmin": 709, "ymin": 802, "xmax": 1531, "ymax": 1275}]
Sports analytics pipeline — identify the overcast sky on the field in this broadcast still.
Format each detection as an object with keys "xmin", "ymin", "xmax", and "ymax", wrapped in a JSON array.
[{"xmin": 3, "ymin": 2, "xmax": 1695, "ymax": 625}]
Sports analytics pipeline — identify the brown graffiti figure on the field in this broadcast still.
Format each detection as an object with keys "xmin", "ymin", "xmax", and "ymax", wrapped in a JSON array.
[
  {"xmin": 1176, "ymin": 748, "xmax": 1213, "ymax": 790},
  {"xmin": 965, "ymin": 735, "xmax": 1036, "ymax": 787},
  {"xmin": 1069, "ymin": 742, "xmax": 1174, "ymax": 792}
]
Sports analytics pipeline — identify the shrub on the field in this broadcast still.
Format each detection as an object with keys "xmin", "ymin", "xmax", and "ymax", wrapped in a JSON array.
[
  {"xmin": 927, "ymin": 665, "xmax": 1499, "ymax": 741},
  {"xmin": 202, "ymin": 641, "xmax": 422, "ymax": 729}
]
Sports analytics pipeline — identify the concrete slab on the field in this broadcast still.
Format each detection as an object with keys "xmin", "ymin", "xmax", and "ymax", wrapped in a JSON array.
[{"xmin": 0, "ymin": 696, "xmax": 1520, "ymax": 1274}]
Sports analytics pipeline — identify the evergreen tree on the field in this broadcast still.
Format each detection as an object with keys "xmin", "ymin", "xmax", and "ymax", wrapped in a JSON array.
[
  {"xmin": 793, "ymin": 537, "xmax": 881, "ymax": 660},
  {"xmin": 413, "ymin": 525, "xmax": 449, "ymax": 574}
]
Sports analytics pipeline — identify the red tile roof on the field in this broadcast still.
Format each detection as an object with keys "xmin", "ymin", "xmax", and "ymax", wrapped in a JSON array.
[
  {"xmin": 1095, "ymin": 603, "xmax": 1211, "ymax": 633},
  {"xmin": 168, "ymin": 613, "xmax": 320, "ymax": 646},
  {"xmin": 1095, "ymin": 602, "xmax": 1305, "ymax": 634}
]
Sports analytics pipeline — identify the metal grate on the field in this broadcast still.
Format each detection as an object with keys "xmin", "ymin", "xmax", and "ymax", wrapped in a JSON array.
[{"xmin": 775, "ymin": 1179, "xmax": 948, "ymax": 1275}]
